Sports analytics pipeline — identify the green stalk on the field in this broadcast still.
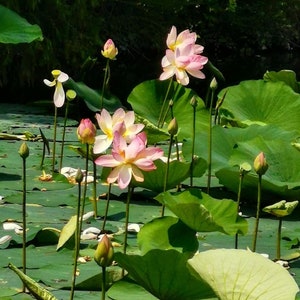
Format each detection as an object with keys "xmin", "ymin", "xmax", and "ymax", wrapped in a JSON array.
[
  {"xmin": 92, "ymin": 161, "xmax": 98, "ymax": 219},
  {"xmin": 102, "ymin": 183, "xmax": 112, "ymax": 231},
  {"xmin": 252, "ymin": 174, "xmax": 262, "ymax": 252},
  {"xmin": 52, "ymin": 106, "xmax": 58, "ymax": 173},
  {"xmin": 70, "ymin": 174, "xmax": 82, "ymax": 300},
  {"xmin": 123, "ymin": 185, "xmax": 133, "ymax": 255},
  {"xmin": 59, "ymin": 99, "xmax": 70, "ymax": 171},
  {"xmin": 161, "ymin": 134, "xmax": 173, "ymax": 217},
  {"xmin": 100, "ymin": 59, "xmax": 110, "ymax": 110},
  {"xmin": 235, "ymin": 172, "xmax": 244, "ymax": 249},
  {"xmin": 276, "ymin": 218, "xmax": 282, "ymax": 260},
  {"xmin": 101, "ymin": 266, "xmax": 106, "ymax": 300},
  {"xmin": 207, "ymin": 88, "xmax": 215, "ymax": 195},
  {"xmin": 157, "ymin": 79, "xmax": 173, "ymax": 128},
  {"xmin": 21, "ymin": 156, "xmax": 27, "ymax": 293},
  {"xmin": 190, "ymin": 103, "xmax": 196, "ymax": 187}
]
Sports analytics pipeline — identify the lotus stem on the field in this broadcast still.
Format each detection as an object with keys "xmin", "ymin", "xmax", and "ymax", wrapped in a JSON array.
[
  {"xmin": 101, "ymin": 266, "xmax": 106, "ymax": 300},
  {"xmin": 92, "ymin": 161, "xmax": 98, "ymax": 219},
  {"xmin": 276, "ymin": 218, "xmax": 282, "ymax": 260},
  {"xmin": 190, "ymin": 101, "xmax": 197, "ymax": 187},
  {"xmin": 235, "ymin": 171, "xmax": 244, "ymax": 249},
  {"xmin": 21, "ymin": 155, "xmax": 27, "ymax": 292},
  {"xmin": 123, "ymin": 185, "xmax": 133, "ymax": 255},
  {"xmin": 158, "ymin": 78, "xmax": 173, "ymax": 128},
  {"xmin": 102, "ymin": 183, "xmax": 112, "ymax": 231},
  {"xmin": 52, "ymin": 106, "xmax": 58, "ymax": 173},
  {"xmin": 207, "ymin": 88, "xmax": 215, "ymax": 195},
  {"xmin": 252, "ymin": 174, "xmax": 262, "ymax": 252},
  {"xmin": 59, "ymin": 99, "xmax": 70, "ymax": 171},
  {"xmin": 100, "ymin": 59, "xmax": 110, "ymax": 110}
]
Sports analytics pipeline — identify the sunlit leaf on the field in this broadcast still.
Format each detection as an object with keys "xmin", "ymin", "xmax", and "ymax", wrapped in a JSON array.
[
  {"xmin": 188, "ymin": 249, "xmax": 299, "ymax": 300},
  {"xmin": 56, "ymin": 215, "xmax": 76, "ymax": 250},
  {"xmin": 263, "ymin": 200, "xmax": 299, "ymax": 217}
]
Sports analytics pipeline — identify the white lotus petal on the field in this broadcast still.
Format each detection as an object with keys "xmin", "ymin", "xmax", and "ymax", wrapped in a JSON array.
[
  {"xmin": 15, "ymin": 228, "xmax": 23, "ymax": 234},
  {"xmin": 84, "ymin": 175, "xmax": 94, "ymax": 184},
  {"xmin": 82, "ymin": 211, "xmax": 94, "ymax": 221},
  {"xmin": 82, "ymin": 227, "xmax": 101, "ymax": 235},
  {"xmin": 3, "ymin": 222, "xmax": 22, "ymax": 231},
  {"xmin": 81, "ymin": 233, "xmax": 98, "ymax": 240},
  {"xmin": 0, "ymin": 235, "xmax": 11, "ymax": 245},
  {"xmin": 127, "ymin": 223, "xmax": 140, "ymax": 233}
]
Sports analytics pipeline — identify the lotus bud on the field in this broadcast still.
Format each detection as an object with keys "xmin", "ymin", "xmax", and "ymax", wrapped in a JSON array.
[
  {"xmin": 75, "ymin": 168, "xmax": 84, "ymax": 184},
  {"xmin": 168, "ymin": 118, "xmax": 178, "ymax": 136},
  {"xmin": 190, "ymin": 96, "xmax": 198, "ymax": 107},
  {"xmin": 77, "ymin": 118, "xmax": 96, "ymax": 145},
  {"xmin": 94, "ymin": 234, "xmax": 114, "ymax": 267},
  {"xmin": 210, "ymin": 77, "xmax": 218, "ymax": 90},
  {"xmin": 18, "ymin": 142, "xmax": 29, "ymax": 159},
  {"xmin": 66, "ymin": 89, "xmax": 77, "ymax": 101},
  {"xmin": 253, "ymin": 152, "xmax": 268, "ymax": 176},
  {"xmin": 101, "ymin": 39, "xmax": 118, "ymax": 60},
  {"xmin": 169, "ymin": 99, "xmax": 174, "ymax": 108}
]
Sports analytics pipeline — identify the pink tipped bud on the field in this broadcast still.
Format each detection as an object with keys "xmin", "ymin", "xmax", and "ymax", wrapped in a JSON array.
[
  {"xmin": 253, "ymin": 152, "xmax": 268, "ymax": 176},
  {"xmin": 101, "ymin": 39, "xmax": 118, "ymax": 60},
  {"xmin": 77, "ymin": 118, "xmax": 96, "ymax": 145},
  {"xmin": 94, "ymin": 234, "xmax": 114, "ymax": 267}
]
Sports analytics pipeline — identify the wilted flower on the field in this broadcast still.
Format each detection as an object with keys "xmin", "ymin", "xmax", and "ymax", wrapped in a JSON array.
[
  {"xmin": 77, "ymin": 118, "xmax": 97, "ymax": 145},
  {"xmin": 101, "ymin": 39, "xmax": 118, "ymax": 60},
  {"xmin": 43, "ymin": 70, "xmax": 69, "ymax": 107},
  {"xmin": 95, "ymin": 132, "xmax": 163, "ymax": 189},
  {"xmin": 94, "ymin": 234, "xmax": 114, "ymax": 267},
  {"xmin": 93, "ymin": 108, "xmax": 144, "ymax": 154},
  {"xmin": 253, "ymin": 152, "xmax": 269, "ymax": 176},
  {"xmin": 18, "ymin": 142, "xmax": 29, "ymax": 159}
]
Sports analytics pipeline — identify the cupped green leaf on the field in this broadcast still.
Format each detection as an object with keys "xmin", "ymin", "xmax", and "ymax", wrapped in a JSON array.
[
  {"xmin": 137, "ymin": 216, "xmax": 198, "ymax": 255},
  {"xmin": 263, "ymin": 200, "xmax": 299, "ymax": 217},
  {"xmin": 219, "ymin": 80, "xmax": 300, "ymax": 131},
  {"xmin": 155, "ymin": 189, "xmax": 248, "ymax": 235},
  {"xmin": 114, "ymin": 249, "xmax": 216, "ymax": 300},
  {"xmin": 263, "ymin": 69, "xmax": 300, "ymax": 92},
  {"xmin": 66, "ymin": 78, "xmax": 122, "ymax": 112},
  {"xmin": 56, "ymin": 215, "xmax": 76, "ymax": 250},
  {"xmin": 128, "ymin": 79, "xmax": 209, "ymax": 141},
  {"xmin": 188, "ymin": 249, "xmax": 299, "ymax": 300},
  {"xmin": 0, "ymin": 5, "xmax": 43, "ymax": 43}
]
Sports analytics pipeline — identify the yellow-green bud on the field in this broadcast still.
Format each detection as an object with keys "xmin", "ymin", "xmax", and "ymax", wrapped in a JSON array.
[
  {"xmin": 18, "ymin": 142, "xmax": 29, "ymax": 159},
  {"xmin": 169, "ymin": 100, "xmax": 174, "ymax": 107},
  {"xmin": 66, "ymin": 89, "xmax": 77, "ymax": 101},
  {"xmin": 168, "ymin": 118, "xmax": 178, "ymax": 136},
  {"xmin": 210, "ymin": 77, "xmax": 218, "ymax": 90},
  {"xmin": 253, "ymin": 152, "xmax": 268, "ymax": 176},
  {"xmin": 51, "ymin": 69, "xmax": 61, "ymax": 79},
  {"xmin": 94, "ymin": 234, "xmax": 114, "ymax": 267},
  {"xmin": 75, "ymin": 168, "xmax": 84, "ymax": 183},
  {"xmin": 190, "ymin": 96, "xmax": 198, "ymax": 107}
]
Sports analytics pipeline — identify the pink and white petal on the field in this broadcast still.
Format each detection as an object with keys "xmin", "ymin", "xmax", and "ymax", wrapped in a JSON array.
[
  {"xmin": 54, "ymin": 83, "xmax": 65, "ymax": 107},
  {"xmin": 166, "ymin": 26, "xmax": 177, "ymax": 48},
  {"xmin": 124, "ymin": 111, "xmax": 135, "ymax": 127},
  {"xmin": 194, "ymin": 44, "xmax": 204, "ymax": 54},
  {"xmin": 94, "ymin": 154, "xmax": 119, "ymax": 167},
  {"xmin": 112, "ymin": 132, "xmax": 127, "ymax": 152},
  {"xmin": 43, "ymin": 79, "xmax": 56, "ymax": 87},
  {"xmin": 187, "ymin": 69, "xmax": 206, "ymax": 79},
  {"xmin": 140, "ymin": 147, "xmax": 164, "ymax": 160},
  {"xmin": 131, "ymin": 165, "xmax": 144, "ymax": 182},
  {"xmin": 159, "ymin": 67, "xmax": 175, "ymax": 81},
  {"xmin": 112, "ymin": 108, "xmax": 126, "ymax": 125},
  {"xmin": 118, "ymin": 165, "xmax": 132, "ymax": 189},
  {"xmin": 134, "ymin": 158, "xmax": 156, "ymax": 171},
  {"xmin": 93, "ymin": 135, "xmax": 112, "ymax": 154},
  {"xmin": 98, "ymin": 109, "xmax": 112, "ymax": 133},
  {"xmin": 58, "ymin": 72, "xmax": 69, "ymax": 83},
  {"xmin": 107, "ymin": 167, "xmax": 120, "ymax": 184}
]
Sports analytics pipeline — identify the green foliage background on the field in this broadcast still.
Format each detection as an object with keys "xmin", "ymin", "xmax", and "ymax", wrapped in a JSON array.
[{"xmin": 0, "ymin": 0, "xmax": 299, "ymax": 102}]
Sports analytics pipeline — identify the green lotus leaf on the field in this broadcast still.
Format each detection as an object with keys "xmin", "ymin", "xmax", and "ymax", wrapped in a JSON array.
[
  {"xmin": 66, "ymin": 78, "xmax": 122, "ymax": 112},
  {"xmin": 188, "ymin": 249, "xmax": 299, "ymax": 300},
  {"xmin": 133, "ymin": 158, "xmax": 207, "ymax": 193},
  {"xmin": 263, "ymin": 69, "xmax": 300, "ymax": 92},
  {"xmin": 219, "ymin": 80, "xmax": 300, "ymax": 131},
  {"xmin": 114, "ymin": 249, "xmax": 216, "ymax": 300},
  {"xmin": 56, "ymin": 215, "xmax": 76, "ymax": 251},
  {"xmin": 155, "ymin": 189, "xmax": 248, "ymax": 235},
  {"xmin": 128, "ymin": 79, "xmax": 209, "ymax": 141},
  {"xmin": 263, "ymin": 200, "xmax": 299, "ymax": 217},
  {"xmin": 137, "ymin": 216, "xmax": 198, "ymax": 255},
  {"xmin": 0, "ymin": 5, "xmax": 43, "ymax": 44}
]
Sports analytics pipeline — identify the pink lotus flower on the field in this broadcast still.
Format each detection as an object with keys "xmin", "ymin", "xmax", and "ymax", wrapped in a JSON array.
[
  {"xmin": 160, "ymin": 45, "xmax": 208, "ymax": 85},
  {"xmin": 43, "ymin": 70, "xmax": 69, "ymax": 107},
  {"xmin": 77, "ymin": 118, "xmax": 96, "ymax": 145},
  {"xmin": 95, "ymin": 132, "xmax": 163, "ymax": 189},
  {"xmin": 93, "ymin": 108, "xmax": 144, "ymax": 154},
  {"xmin": 101, "ymin": 39, "xmax": 118, "ymax": 60},
  {"xmin": 166, "ymin": 25, "xmax": 204, "ymax": 54}
]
